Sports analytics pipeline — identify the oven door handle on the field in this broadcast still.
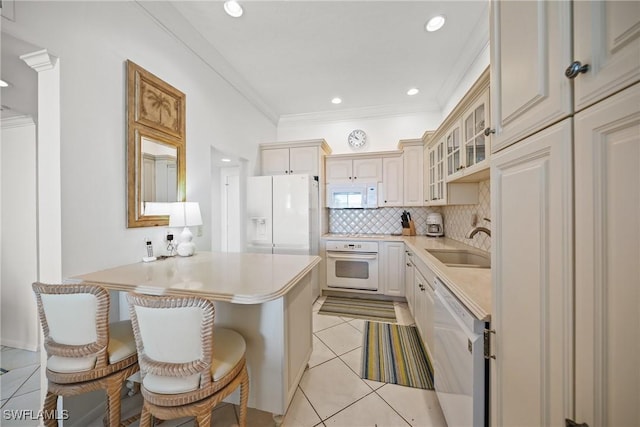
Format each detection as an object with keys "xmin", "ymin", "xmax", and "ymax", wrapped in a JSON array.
[{"xmin": 326, "ymin": 252, "xmax": 378, "ymax": 260}]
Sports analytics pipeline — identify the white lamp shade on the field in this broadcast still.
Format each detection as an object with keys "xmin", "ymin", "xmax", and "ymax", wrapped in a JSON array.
[{"xmin": 169, "ymin": 202, "xmax": 203, "ymax": 228}]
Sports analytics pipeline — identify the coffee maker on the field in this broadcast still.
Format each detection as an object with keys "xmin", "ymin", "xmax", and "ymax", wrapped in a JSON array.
[{"xmin": 426, "ymin": 213, "xmax": 444, "ymax": 237}]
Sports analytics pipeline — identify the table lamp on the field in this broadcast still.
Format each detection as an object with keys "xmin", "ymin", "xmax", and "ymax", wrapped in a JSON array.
[{"xmin": 169, "ymin": 202, "xmax": 203, "ymax": 257}]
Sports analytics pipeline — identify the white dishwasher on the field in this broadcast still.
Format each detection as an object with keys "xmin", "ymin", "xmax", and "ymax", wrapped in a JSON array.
[{"xmin": 433, "ymin": 277, "xmax": 488, "ymax": 427}]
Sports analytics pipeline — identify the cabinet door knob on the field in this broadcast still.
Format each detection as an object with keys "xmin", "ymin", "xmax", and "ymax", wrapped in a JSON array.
[
  {"xmin": 484, "ymin": 127, "xmax": 495, "ymax": 137},
  {"xmin": 285, "ymin": 170, "xmax": 288, "ymax": 174},
  {"xmin": 353, "ymin": 176, "xmax": 357, "ymax": 179},
  {"xmin": 565, "ymin": 61, "xmax": 590, "ymax": 79},
  {"xmin": 290, "ymin": 170, "xmax": 293, "ymax": 174}
]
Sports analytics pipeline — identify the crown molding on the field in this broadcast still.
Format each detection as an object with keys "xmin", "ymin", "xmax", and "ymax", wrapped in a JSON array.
[
  {"xmin": 278, "ymin": 102, "xmax": 440, "ymax": 127},
  {"xmin": 20, "ymin": 49, "xmax": 58, "ymax": 72},
  {"xmin": 136, "ymin": 1, "xmax": 279, "ymax": 125}
]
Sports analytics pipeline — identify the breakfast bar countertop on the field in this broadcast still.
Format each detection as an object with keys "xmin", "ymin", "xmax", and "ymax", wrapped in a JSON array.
[{"xmin": 72, "ymin": 251, "xmax": 321, "ymax": 304}]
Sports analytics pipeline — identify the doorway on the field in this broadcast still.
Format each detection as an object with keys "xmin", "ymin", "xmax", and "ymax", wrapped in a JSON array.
[
  {"xmin": 210, "ymin": 147, "xmax": 247, "ymax": 252},
  {"xmin": 221, "ymin": 166, "xmax": 241, "ymax": 252}
]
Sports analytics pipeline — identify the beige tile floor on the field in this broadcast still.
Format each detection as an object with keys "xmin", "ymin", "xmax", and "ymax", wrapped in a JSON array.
[{"xmin": 0, "ymin": 297, "xmax": 446, "ymax": 427}]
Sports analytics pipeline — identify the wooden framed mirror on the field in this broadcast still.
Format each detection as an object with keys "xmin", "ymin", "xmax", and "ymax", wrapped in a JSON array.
[{"xmin": 127, "ymin": 60, "xmax": 186, "ymax": 228}]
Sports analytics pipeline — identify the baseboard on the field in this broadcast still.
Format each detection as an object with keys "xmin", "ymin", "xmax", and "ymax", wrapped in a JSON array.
[{"xmin": 1, "ymin": 337, "xmax": 39, "ymax": 352}]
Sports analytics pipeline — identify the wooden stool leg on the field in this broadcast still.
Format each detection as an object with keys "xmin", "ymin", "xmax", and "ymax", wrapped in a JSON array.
[
  {"xmin": 105, "ymin": 381, "xmax": 122, "ymax": 427},
  {"xmin": 139, "ymin": 404, "xmax": 153, "ymax": 427},
  {"xmin": 43, "ymin": 391, "xmax": 58, "ymax": 427},
  {"xmin": 195, "ymin": 411, "xmax": 212, "ymax": 427},
  {"xmin": 238, "ymin": 366, "xmax": 250, "ymax": 427}
]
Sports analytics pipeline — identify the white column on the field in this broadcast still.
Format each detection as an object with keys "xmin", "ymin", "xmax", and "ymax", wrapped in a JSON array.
[
  {"xmin": 20, "ymin": 49, "xmax": 62, "ymax": 284},
  {"xmin": 20, "ymin": 49, "xmax": 62, "ymax": 423}
]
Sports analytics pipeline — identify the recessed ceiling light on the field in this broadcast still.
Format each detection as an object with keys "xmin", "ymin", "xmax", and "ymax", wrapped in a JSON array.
[
  {"xmin": 0, "ymin": 79, "xmax": 10, "ymax": 88},
  {"xmin": 331, "ymin": 97, "xmax": 342, "ymax": 105},
  {"xmin": 224, "ymin": 1, "xmax": 243, "ymax": 18},
  {"xmin": 425, "ymin": 15, "xmax": 446, "ymax": 32},
  {"xmin": 407, "ymin": 88, "xmax": 420, "ymax": 96},
  {"xmin": 221, "ymin": 158, "xmax": 231, "ymax": 162}
]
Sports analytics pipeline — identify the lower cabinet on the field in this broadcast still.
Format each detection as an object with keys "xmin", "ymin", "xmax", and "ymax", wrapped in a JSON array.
[
  {"xmin": 413, "ymin": 269, "xmax": 428, "ymax": 343},
  {"xmin": 413, "ymin": 259, "xmax": 435, "ymax": 359},
  {"xmin": 405, "ymin": 250, "xmax": 415, "ymax": 313},
  {"xmin": 382, "ymin": 242, "xmax": 405, "ymax": 297},
  {"xmin": 491, "ymin": 120, "xmax": 574, "ymax": 426}
]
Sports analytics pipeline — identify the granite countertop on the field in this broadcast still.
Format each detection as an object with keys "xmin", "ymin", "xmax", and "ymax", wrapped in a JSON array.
[
  {"xmin": 73, "ymin": 252, "xmax": 321, "ymax": 304},
  {"xmin": 323, "ymin": 233, "xmax": 492, "ymax": 321}
]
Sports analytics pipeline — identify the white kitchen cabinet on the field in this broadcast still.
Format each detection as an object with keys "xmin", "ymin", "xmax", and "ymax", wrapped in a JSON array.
[
  {"xmin": 261, "ymin": 142, "xmax": 330, "ymax": 177},
  {"xmin": 382, "ymin": 242, "xmax": 405, "ymax": 297},
  {"xmin": 262, "ymin": 146, "xmax": 317, "ymax": 176},
  {"xmin": 325, "ymin": 157, "xmax": 382, "ymax": 184},
  {"xmin": 381, "ymin": 155, "xmax": 403, "ymax": 207},
  {"xmin": 574, "ymin": 84, "xmax": 640, "ymax": 427},
  {"xmin": 413, "ymin": 269, "xmax": 428, "ymax": 348},
  {"xmin": 573, "ymin": 1, "xmax": 640, "ymax": 111},
  {"xmin": 445, "ymin": 123, "xmax": 462, "ymax": 179},
  {"xmin": 425, "ymin": 138, "xmax": 446, "ymax": 205},
  {"xmin": 400, "ymin": 141, "xmax": 424, "ymax": 206},
  {"xmin": 490, "ymin": 0, "xmax": 573, "ymax": 153},
  {"xmin": 490, "ymin": 2, "xmax": 640, "ymax": 425},
  {"xmin": 448, "ymin": 87, "xmax": 491, "ymax": 182},
  {"xmin": 405, "ymin": 249, "xmax": 415, "ymax": 315},
  {"xmin": 412, "ymin": 256, "xmax": 436, "ymax": 360},
  {"xmin": 491, "ymin": 119, "xmax": 573, "ymax": 427}
]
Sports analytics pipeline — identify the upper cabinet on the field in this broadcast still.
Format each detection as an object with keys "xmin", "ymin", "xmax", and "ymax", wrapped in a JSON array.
[
  {"xmin": 490, "ymin": 1, "xmax": 573, "ymax": 152},
  {"xmin": 261, "ymin": 140, "xmax": 331, "ymax": 176},
  {"xmin": 573, "ymin": 1, "xmax": 640, "ymax": 111},
  {"xmin": 490, "ymin": 0, "xmax": 640, "ymax": 152},
  {"xmin": 453, "ymin": 88, "xmax": 491, "ymax": 181},
  {"xmin": 325, "ymin": 157, "xmax": 382, "ymax": 184},
  {"xmin": 399, "ymin": 140, "xmax": 424, "ymax": 206},
  {"xmin": 381, "ymin": 155, "xmax": 403, "ymax": 207}
]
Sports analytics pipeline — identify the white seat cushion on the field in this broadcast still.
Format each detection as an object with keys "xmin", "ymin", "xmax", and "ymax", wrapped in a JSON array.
[
  {"xmin": 211, "ymin": 327, "xmax": 246, "ymax": 381},
  {"xmin": 107, "ymin": 320, "xmax": 137, "ymax": 364},
  {"xmin": 143, "ymin": 327, "xmax": 246, "ymax": 394},
  {"xmin": 47, "ymin": 320, "xmax": 137, "ymax": 374}
]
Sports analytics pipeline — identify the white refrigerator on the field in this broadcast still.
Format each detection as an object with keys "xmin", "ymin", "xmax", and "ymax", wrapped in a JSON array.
[{"xmin": 246, "ymin": 174, "xmax": 319, "ymax": 256}]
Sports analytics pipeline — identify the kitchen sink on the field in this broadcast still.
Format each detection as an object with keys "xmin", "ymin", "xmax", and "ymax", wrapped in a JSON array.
[{"xmin": 426, "ymin": 248, "xmax": 491, "ymax": 269}]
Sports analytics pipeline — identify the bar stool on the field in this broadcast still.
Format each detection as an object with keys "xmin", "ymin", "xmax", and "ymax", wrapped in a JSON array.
[
  {"xmin": 32, "ymin": 282, "xmax": 139, "ymax": 427},
  {"xmin": 126, "ymin": 293, "xmax": 249, "ymax": 427}
]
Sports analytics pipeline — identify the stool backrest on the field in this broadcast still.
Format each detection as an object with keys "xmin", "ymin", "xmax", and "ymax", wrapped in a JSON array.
[
  {"xmin": 127, "ymin": 293, "xmax": 215, "ymax": 388},
  {"xmin": 32, "ymin": 282, "xmax": 110, "ymax": 366}
]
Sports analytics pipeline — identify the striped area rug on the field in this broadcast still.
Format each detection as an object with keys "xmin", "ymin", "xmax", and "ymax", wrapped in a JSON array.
[
  {"xmin": 318, "ymin": 296, "xmax": 397, "ymax": 322},
  {"xmin": 361, "ymin": 321, "xmax": 434, "ymax": 389}
]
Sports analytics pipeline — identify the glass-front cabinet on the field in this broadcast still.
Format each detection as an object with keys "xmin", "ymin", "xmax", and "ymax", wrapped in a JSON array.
[
  {"xmin": 446, "ymin": 125, "xmax": 462, "ymax": 177},
  {"xmin": 447, "ymin": 86, "xmax": 491, "ymax": 182},
  {"xmin": 426, "ymin": 138, "xmax": 446, "ymax": 205}
]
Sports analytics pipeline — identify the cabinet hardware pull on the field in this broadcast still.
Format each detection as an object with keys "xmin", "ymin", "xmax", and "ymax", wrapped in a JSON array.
[
  {"xmin": 565, "ymin": 419, "xmax": 589, "ymax": 427},
  {"xmin": 484, "ymin": 127, "xmax": 495, "ymax": 137},
  {"xmin": 565, "ymin": 61, "xmax": 590, "ymax": 79},
  {"xmin": 290, "ymin": 170, "xmax": 293, "ymax": 173}
]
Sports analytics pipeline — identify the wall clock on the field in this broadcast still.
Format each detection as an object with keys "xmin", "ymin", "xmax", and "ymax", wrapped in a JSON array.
[{"xmin": 348, "ymin": 129, "xmax": 367, "ymax": 149}]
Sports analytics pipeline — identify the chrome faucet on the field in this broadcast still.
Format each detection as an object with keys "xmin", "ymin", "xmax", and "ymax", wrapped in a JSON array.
[
  {"xmin": 466, "ymin": 217, "xmax": 491, "ymax": 238},
  {"xmin": 466, "ymin": 226, "xmax": 491, "ymax": 239}
]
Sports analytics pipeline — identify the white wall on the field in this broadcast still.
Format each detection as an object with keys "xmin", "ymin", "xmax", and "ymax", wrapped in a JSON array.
[
  {"xmin": 1, "ymin": 117, "xmax": 39, "ymax": 350},
  {"xmin": 276, "ymin": 43, "xmax": 490, "ymax": 154},
  {"xmin": 2, "ymin": 1, "xmax": 277, "ymax": 282},
  {"xmin": 277, "ymin": 110, "xmax": 442, "ymax": 154}
]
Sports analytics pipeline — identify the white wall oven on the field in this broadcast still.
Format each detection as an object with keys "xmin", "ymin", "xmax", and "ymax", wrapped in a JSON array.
[{"xmin": 325, "ymin": 241, "xmax": 379, "ymax": 291}]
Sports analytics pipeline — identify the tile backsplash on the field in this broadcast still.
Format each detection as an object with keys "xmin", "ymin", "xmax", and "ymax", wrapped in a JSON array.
[
  {"xmin": 329, "ymin": 206, "xmax": 442, "ymax": 236},
  {"xmin": 328, "ymin": 179, "xmax": 491, "ymax": 252},
  {"xmin": 442, "ymin": 179, "xmax": 491, "ymax": 252}
]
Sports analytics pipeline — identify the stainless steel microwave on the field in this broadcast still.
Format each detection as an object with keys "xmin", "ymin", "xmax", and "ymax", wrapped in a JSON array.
[{"xmin": 326, "ymin": 183, "xmax": 378, "ymax": 209}]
